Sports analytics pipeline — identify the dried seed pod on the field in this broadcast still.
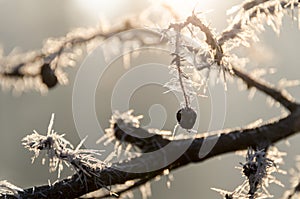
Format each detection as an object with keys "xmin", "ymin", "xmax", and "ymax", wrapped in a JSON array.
[
  {"xmin": 41, "ymin": 63, "xmax": 58, "ymax": 88},
  {"xmin": 176, "ymin": 107, "xmax": 197, "ymax": 130}
]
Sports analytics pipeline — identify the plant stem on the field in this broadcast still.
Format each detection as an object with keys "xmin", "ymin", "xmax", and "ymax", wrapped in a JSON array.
[{"xmin": 175, "ymin": 31, "xmax": 189, "ymax": 108}]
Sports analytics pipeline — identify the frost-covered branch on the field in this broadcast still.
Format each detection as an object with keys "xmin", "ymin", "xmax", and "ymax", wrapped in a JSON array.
[
  {"xmin": 0, "ymin": 22, "xmax": 161, "ymax": 92},
  {"xmin": 232, "ymin": 66, "xmax": 299, "ymax": 112},
  {"xmin": 1, "ymin": 1, "xmax": 300, "ymax": 198},
  {"xmin": 1, "ymin": 105, "xmax": 299, "ymax": 198},
  {"xmin": 0, "ymin": 0, "xmax": 298, "ymax": 94},
  {"xmin": 0, "ymin": 7, "xmax": 172, "ymax": 93},
  {"xmin": 218, "ymin": 0, "xmax": 300, "ymax": 47}
]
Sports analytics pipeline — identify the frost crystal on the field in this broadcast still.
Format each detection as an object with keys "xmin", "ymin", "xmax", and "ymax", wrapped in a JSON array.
[
  {"xmin": 214, "ymin": 147, "xmax": 286, "ymax": 199},
  {"xmin": 0, "ymin": 180, "xmax": 23, "ymax": 198},
  {"xmin": 22, "ymin": 114, "xmax": 106, "ymax": 180}
]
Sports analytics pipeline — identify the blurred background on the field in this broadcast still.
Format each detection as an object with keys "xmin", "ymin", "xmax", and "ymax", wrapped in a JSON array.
[{"xmin": 0, "ymin": 0, "xmax": 300, "ymax": 198}]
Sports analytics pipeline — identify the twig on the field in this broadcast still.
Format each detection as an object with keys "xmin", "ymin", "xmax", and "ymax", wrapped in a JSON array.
[
  {"xmin": 218, "ymin": 0, "xmax": 299, "ymax": 46},
  {"xmin": 232, "ymin": 66, "xmax": 299, "ymax": 112},
  {"xmin": 96, "ymin": 173, "xmax": 159, "ymax": 199}
]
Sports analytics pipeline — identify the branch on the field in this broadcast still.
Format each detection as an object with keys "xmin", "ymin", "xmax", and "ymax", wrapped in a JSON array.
[
  {"xmin": 218, "ymin": 0, "xmax": 300, "ymax": 46},
  {"xmin": 0, "ymin": 17, "xmax": 163, "ymax": 92},
  {"xmin": 2, "ymin": 105, "xmax": 298, "ymax": 199},
  {"xmin": 0, "ymin": 0, "xmax": 298, "ymax": 92},
  {"xmin": 98, "ymin": 173, "xmax": 158, "ymax": 198},
  {"xmin": 1, "ymin": 1, "xmax": 300, "ymax": 198},
  {"xmin": 232, "ymin": 66, "xmax": 299, "ymax": 112}
]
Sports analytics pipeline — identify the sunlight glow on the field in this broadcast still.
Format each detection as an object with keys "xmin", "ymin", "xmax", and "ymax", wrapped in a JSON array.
[
  {"xmin": 75, "ymin": 0, "xmax": 116, "ymax": 17},
  {"xmin": 75, "ymin": 0, "xmax": 153, "ymax": 20},
  {"xmin": 75, "ymin": 0, "xmax": 212, "ymax": 20},
  {"xmin": 158, "ymin": 0, "xmax": 212, "ymax": 17}
]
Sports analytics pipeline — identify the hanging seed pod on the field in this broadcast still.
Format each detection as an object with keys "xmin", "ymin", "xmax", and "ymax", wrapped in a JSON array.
[
  {"xmin": 41, "ymin": 63, "xmax": 58, "ymax": 88},
  {"xmin": 176, "ymin": 107, "xmax": 197, "ymax": 130}
]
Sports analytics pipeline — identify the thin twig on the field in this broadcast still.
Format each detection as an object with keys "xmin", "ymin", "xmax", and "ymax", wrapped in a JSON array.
[
  {"xmin": 232, "ymin": 66, "xmax": 299, "ymax": 112},
  {"xmin": 96, "ymin": 173, "xmax": 159, "ymax": 199}
]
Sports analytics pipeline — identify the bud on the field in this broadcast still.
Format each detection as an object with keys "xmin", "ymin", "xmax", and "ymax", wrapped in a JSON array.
[
  {"xmin": 41, "ymin": 64, "xmax": 58, "ymax": 88},
  {"xmin": 176, "ymin": 107, "xmax": 197, "ymax": 130}
]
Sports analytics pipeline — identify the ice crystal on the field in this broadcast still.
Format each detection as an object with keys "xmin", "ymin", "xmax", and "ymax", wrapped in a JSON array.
[
  {"xmin": 22, "ymin": 114, "xmax": 106, "ymax": 179},
  {"xmin": 0, "ymin": 180, "xmax": 23, "ymax": 198},
  {"xmin": 282, "ymin": 156, "xmax": 300, "ymax": 199},
  {"xmin": 214, "ymin": 147, "xmax": 286, "ymax": 199},
  {"xmin": 97, "ymin": 110, "xmax": 145, "ymax": 163}
]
